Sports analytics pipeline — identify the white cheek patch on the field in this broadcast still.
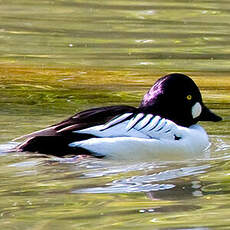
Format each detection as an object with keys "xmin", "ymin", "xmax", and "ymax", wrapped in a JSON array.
[{"xmin": 192, "ymin": 102, "xmax": 202, "ymax": 119}]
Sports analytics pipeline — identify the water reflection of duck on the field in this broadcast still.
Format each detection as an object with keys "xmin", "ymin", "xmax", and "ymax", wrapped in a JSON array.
[{"xmin": 15, "ymin": 73, "xmax": 222, "ymax": 160}]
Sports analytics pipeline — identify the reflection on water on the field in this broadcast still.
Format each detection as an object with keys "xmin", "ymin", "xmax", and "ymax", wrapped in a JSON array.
[
  {"xmin": 1, "ymin": 145, "xmax": 230, "ymax": 229},
  {"xmin": 73, "ymin": 164, "xmax": 210, "ymax": 194}
]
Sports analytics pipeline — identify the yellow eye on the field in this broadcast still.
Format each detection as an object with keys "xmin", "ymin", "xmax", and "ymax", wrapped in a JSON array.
[{"xmin": 186, "ymin": 95, "xmax": 192, "ymax": 100}]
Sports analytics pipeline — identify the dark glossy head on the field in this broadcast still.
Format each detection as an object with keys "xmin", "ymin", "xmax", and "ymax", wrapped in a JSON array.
[{"xmin": 139, "ymin": 73, "xmax": 222, "ymax": 127}]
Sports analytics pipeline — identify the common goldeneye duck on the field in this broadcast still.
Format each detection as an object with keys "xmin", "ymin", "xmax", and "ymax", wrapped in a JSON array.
[{"xmin": 16, "ymin": 73, "xmax": 222, "ymax": 159}]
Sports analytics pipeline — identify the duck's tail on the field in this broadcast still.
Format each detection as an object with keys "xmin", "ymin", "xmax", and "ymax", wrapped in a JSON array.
[{"xmin": 14, "ymin": 132, "xmax": 96, "ymax": 156}]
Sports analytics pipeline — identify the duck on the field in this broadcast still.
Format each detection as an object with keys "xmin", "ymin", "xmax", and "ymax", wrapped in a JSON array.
[{"xmin": 15, "ymin": 73, "xmax": 222, "ymax": 160}]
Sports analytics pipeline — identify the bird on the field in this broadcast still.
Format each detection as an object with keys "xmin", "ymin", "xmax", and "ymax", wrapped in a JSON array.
[{"xmin": 15, "ymin": 73, "xmax": 222, "ymax": 160}]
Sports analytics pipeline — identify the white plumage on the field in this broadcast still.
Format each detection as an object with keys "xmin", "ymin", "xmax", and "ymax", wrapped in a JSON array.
[{"xmin": 70, "ymin": 113, "xmax": 210, "ymax": 160}]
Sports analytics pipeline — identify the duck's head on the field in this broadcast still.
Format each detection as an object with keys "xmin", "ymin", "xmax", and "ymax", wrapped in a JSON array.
[{"xmin": 139, "ymin": 73, "xmax": 222, "ymax": 127}]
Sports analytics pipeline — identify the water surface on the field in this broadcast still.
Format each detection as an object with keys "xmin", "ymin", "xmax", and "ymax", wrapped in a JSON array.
[
  {"xmin": 1, "ymin": 0, "xmax": 230, "ymax": 72},
  {"xmin": 0, "ymin": 0, "xmax": 230, "ymax": 229}
]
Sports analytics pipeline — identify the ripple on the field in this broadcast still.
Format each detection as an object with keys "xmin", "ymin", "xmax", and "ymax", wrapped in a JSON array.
[
  {"xmin": 0, "ymin": 142, "xmax": 17, "ymax": 154},
  {"xmin": 73, "ymin": 164, "xmax": 209, "ymax": 194},
  {"xmin": 73, "ymin": 183, "xmax": 174, "ymax": 194}
]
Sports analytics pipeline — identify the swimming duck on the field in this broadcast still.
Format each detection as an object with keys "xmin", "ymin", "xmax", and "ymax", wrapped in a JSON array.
[{"xmin": 16, "ymin": 73, "xmax": 222, "ymax": 160}]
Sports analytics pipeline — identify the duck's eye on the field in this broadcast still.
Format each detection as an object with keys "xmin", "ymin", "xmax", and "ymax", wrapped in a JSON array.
[{"xmin": 186, "ymin": 94, "xmax": 192, "ymax": 100}]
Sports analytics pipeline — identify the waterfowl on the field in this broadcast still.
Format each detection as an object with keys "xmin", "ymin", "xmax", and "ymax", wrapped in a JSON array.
[{"xmin": 16, "ymin": 73, "xmax": 222, "ymax": 160}]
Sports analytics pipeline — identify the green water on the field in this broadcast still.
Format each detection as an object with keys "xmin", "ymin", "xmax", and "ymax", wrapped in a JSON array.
[{"xmin": 1, "ymin": 0, "xmax": 230, "ymax": 229}]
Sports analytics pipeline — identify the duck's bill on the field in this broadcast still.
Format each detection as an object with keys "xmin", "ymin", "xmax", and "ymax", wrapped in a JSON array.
[{"xmin": 199, "ymin": 105, "xmax": 222, "ymax": 122}]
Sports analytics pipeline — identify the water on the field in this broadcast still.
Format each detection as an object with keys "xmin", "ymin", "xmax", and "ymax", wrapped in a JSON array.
[
  {"xmin": 1, "ymin": 0, "xmax": 230, "ymax": 72},
  {"xmin": 1, "ymin": 0, "xmax": 230, "ymax": 229}
]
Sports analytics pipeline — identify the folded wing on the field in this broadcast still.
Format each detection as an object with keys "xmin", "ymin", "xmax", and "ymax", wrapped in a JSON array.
[{"xmin": 70, "ymin": 113, "xmax": 210, "ymax": 160}]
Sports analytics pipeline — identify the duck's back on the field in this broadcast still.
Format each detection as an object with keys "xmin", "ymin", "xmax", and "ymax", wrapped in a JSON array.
[{"xmin": 16, "ymin": 105, "xmax": 136, "ymax": 156}]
